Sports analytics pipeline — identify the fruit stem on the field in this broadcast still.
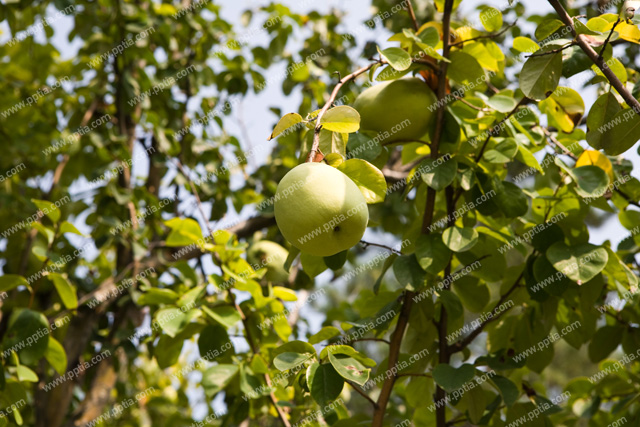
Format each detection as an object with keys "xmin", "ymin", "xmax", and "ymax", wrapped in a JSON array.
[{"xmin": 307, "ymin": 61, "xmax": 385, "ymax": 163}]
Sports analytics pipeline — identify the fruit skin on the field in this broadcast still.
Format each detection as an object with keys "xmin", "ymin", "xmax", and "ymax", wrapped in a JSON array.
[
  {"xmin": 247, "ymin": 240, "xmax": 290, "ymax": 283},
  {"xmin": 353, "ymin": 77, "xmax": 437, "ymax": 142},
  {"xmin": 274, "ymin": 163, "xmax": 368, "ymax": 257}
]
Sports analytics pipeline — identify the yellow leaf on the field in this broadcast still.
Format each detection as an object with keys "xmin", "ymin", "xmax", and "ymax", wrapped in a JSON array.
[
  {"xmin": 616, "ymin": 22, "xmax": 640, "ymax": 44},
  {"xmin": 576, "ymin": 150, "xmax": 614, "ymax": 183}
]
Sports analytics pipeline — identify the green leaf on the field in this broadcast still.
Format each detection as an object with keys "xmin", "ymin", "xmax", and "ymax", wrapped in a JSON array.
[
  {"xmin": 165, "ymin": 218, "xmax": 204, "ymax": 247},
  {"xmin": 515, "ymin": 142, "xmax": 544, "ymax": 173},
  {"xmin": 439, "ymin": 290, "xmax": 463, "ymax": 319},
  {"xmin": 573, "ymin": 17, "xmax": 602, "ymax": 35},
  {"xmin": 317, "ymin": 129, "xmax": 348, "ymax": 157},
  {"xmin": 273, "ymin": 341, "xmax": 317, "ymax": 359},
  {"xmin": 587, "ymin": 94, "xmax": 621, "ymax": 150},
  {"xmin": 448, "ymin": 51, "xmax": 485, "ymax": 86},
  {"xmin": 269, "ymin": 112, "xmax": 303, "ymax": 140},
  {"xmin": 309, "ymin": 326, "xmax": 341, "ymax": 344},
  {"xmin": 546, "ymin": 242, "xmax": 608, "ymax": 284},
  {"xmin": 535, "ymin": 19, "xmax": 565, "ymax": 40},
  {"xmin": 306, "ymin": 362, "xmax": 344, "ymax": 406},
  {"xmin": 47, "ymin": 273, "xmax": 78, "ymax": 309},
  {"xmin": 44, "ymin": 337, "xmax": 67, "ymax": 376},
  {"xmin": 177, "ymin": 285, "xmax": 206, "ymax": 309},
  {"xmin": 337, "ymin": 158, "xmax": 386, "ymax": 203},
  {"xmin": 59, "ymin": 221, "xmax": 84, "ymax": 236},
  {"xmin": 464, "ymin": 386, "xmax": 487, "ymax": 424},
  {"xmin": 420, "ymin": 158, "xmax": 457, "ymax": 191},
  {"xmin": 589, "ymin": 108, "xmax": 640, "ymax": 156},
  {"xmin": 197, "ymin": 324, "xmax": 230, "ymax": 363},
  {"xmin": 347, "ymin": 132, "xmax": 382, "ymax": 162},
  {"xmin": 138, "ymin": 288, "xmax": 180, "ymax": 305},
  {"xmin": 273, "ymin": 286, "xmax": 297, "ymax": 301},
  {"xmin": 300, "ymin": 252, "xmax": 328, "ymax": 278},
  {"xmin": 572, "ymin": 165, "xmax": 610, "ymax": 198},
  {"xmin": 513, "ymin": 36, "xmax": 540, "ymax": 53},
  {"xmin": 539, "ymin": 87, "xmax": 585, "ymax": 133},
  {"xmin": 484, "ymin": 138, "xmax": 518, "ymax": 163},
  {"xmin": 16, "ymin": 365, "xmax": 38, "ymax": 382},
  {"xmin": 3, "ymin": 309, "xmax": 50, "ymax": 365},
  {"xmin": 274, "ymin": 352, "xmax": 313, "ymax": 371},
  {"xmin": 442, "ymin": 226, "xmax": 479, "ymax": 252},
  {"xmin": 378, "ymin": 47, "xmax": 412, "ymax": 71},
  {"xmin": 155, "ymin": 307, "xmax": 198, "ymax": 338},
  {"xmin": 319, "ymin": 345, "xmax": 376, "ymax": 367},
  {"xmin": 31, "ymin": 199, "xmax": 61, "ymax": 223},
  {"xmin": 155, "ymin": 333, "xmax": 184, "ymax": 369},
  {"xmin": 203, "ymin": 305, "xmax": 242, "ymax": 329},
  {"xmin": 486, "ymin": 95, "xmax": 518, "ymax": 113},
  {"xmin": 479, "ymin": 6, "xmax": 503, "ymax": 32},
  {"xmin": 491, "ymin": 375, "xmax": 520, "ymax": 407},
  {"xmin": 588, "ymin": 326, "xmax": 625, "ymax": 363},
  {"xmin": 432, "ymin": 363, "xmax": 475, "ymax": 392},
  {"xmin": 453, "ymin": 276, "xmax": 490, "ymax": 313},
  {"xmin": 494, "ymin": 181, "xmax": 529, "ymax": 218},
  {"xmin": 0, "ymin": 275, "xmax": 28, "ymax": 293},
  {"xmin": 320, "ymin": 106, "xmax": 360, "ymax": 133},
  {"xmin": 393, "ymin": 254, "xmax": 426, "ymax": 291},
  {"xmin": 328, "ymin": 353, "xmax": 370, "ymax": 386},
  {"xmin": 202, "ymin": 364, "xmax": 239, "ymax": 397},
  {"xmin": 519, "ymin": 49, "xmax": 562, "ymax": 100},
  {"xmin": 416, "ymin": 233, "xmax": 451, "ymax": 274}
]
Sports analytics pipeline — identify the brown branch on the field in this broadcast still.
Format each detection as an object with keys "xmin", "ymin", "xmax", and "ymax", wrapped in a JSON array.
[
  {"xmin": 231, "ymin": 293, "xmax": 292, "ymax": 427},
  {"xmin": 525, "ymin": 41, "xmax": 576, "ymax": 57},
  {"xmin": 547, "ymin": 0, "xmax": 640, "ymax": 115},
  {"xmin": 346, "ymin": 380, "xmax": 378, "ymax": 408},
  {"xmin": 405, "ymin": 0, "xmax": 419, "ymax": 32},
  {"xmin": 597, "ymin": 16, "xmax": 621, "ymax": 62},
  {"xmin": 449, "ymin": 20, "xmax": 517, "ymax": 47},
  {"xmin": 360, "ymin": 240, "xmax": 404, "ymax": 255},
  {"xmin": 374, "ymin": 2, "xmax": 456, "ymax": 426},
  {"xmin": 371, "ymin": 291, "xmax": 414, "ymax": 427},
  {"xmin": 307, "ymin": 61, "xmax": 383, "ymax": 162}
]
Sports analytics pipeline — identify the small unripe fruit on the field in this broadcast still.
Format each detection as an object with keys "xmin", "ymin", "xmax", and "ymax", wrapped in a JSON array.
[
  {"xmin": 274, "ymin": 163, "xmax": 368, "ymax": 257},
  {"xmin": 247, "ymin": 240, "xmax": 290, "ymax": 283},
  {"xmin": 353, "ymin": 77, "xmax": 437, "ymax": 142}
]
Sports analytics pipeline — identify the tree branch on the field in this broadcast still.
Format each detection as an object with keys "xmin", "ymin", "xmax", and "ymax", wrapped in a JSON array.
[
  {"xmin": 373, "ymin": 2, "xmax": 456, "ymax": 426},
  {"xmin": 547, "ymin": 0, "xmax": 640, "ymax": 115},
  {"xmin": 346, "ymin": 381, "xmax": 378, "ymax": 408},
  {"xmin": 405, "ymin": 0, "xmax": 419, "ymax": 31},
  {"xmin": 307, "ymin": 61, "xmax": 383, "ymax": 162},
  {"xmin": 449, "ymin": 20, "xmax": 517, "ymax": 47}
]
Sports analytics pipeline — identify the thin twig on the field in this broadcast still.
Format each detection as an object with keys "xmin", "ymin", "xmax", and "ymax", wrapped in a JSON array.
[
  {"xmin": 547, "ymin": 0, "xmax": 640, "ymax": 117},
  {"xmin": 360, "ymin": 240, "xmax": 403, "ymax": 255},
  {"xmin": 449, "ymin": 20, "xmax": 517, "ymax": 47},
  {"xmin": 448, "ymin": 271, "xmax": 524, "ymax": 353},
  {"xmin": 307, "ymin": 60, "xmax": 385, "ymax": 163},
  {"xmin": 405, "ymin": 0, "xmax": 419, "ymax": 31},
  {"xmin": 597, "ymin": 16, "xmax": 621, "ymax": 62},
  {"xmin": 352, "ymin": 338, "xmax": 391, "ymax": 344},
  {"xmin": 346, "ymin": 381, "xmax": 378, "ymax": 408},
  {"xmin": 475, "ymin": 97, "xmax": 528, "ymax": 162},
  {"xmin": 525, "ymin": 41, "xmax": 576, "ymax": 57},
  {"xmin": 453, "ymin": 95, "xmax": 490, "ymax": 111}
]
